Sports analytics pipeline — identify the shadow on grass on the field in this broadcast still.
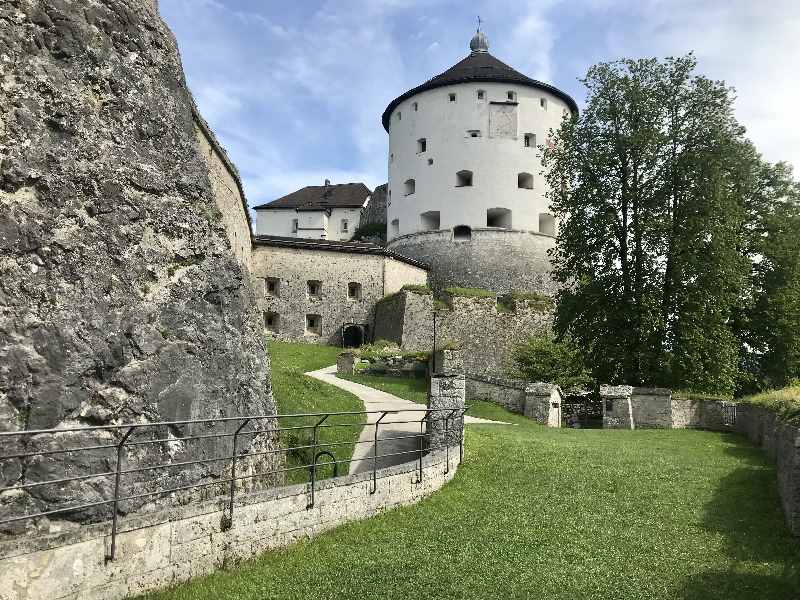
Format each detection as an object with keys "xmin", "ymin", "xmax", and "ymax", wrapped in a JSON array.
[{"xmin": 679, "ymin": 434, "xmax": 800, "ymax": 599}]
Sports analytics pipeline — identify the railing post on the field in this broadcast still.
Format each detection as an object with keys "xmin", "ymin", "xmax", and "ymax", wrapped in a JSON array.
[
  {"xmin": 416, "ymin": 410, "xmax": 430, "ymax": 484},
  {"xmin": 108, "ymin": 426, "xmax": 135, "ymax": 562},
  {"xmin": 371, "ymin": 412, "xmax": 389, "ymax": 494},
  {"xmin": 459, "ymin": 408, "xmax": 467, "ymax": 464},
  {"xmin": 307, "ymin": 414, "xmax": 329, "ymax": 509},
  {"xmin": 226, "ymin": 418, "xmax": 251, "ymax": 528}
]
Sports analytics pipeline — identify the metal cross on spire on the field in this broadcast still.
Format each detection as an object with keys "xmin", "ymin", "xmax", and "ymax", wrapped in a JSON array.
[{"xmin": 477, "ymin": 15, "xmax": 482, "ymax": 32}]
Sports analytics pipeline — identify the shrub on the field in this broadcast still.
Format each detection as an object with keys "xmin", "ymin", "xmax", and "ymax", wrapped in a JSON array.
[
  {"xmin": 401, "ymin": 284, "xmax": 432, "ymax": 295},
  {"xmin": 350, "ymin": 222, "xmax": 386, "ymax": 243},
  {"xmin": 739, "ymin": 384, "xmax": 800, "ymax": 424},
  {"xmin": 511, "ymin": 335, "xmax": 592, "ymax": 391},
  {"xmin": 443, "ymin": 287, "xmax": 496, "ymax": 298}
]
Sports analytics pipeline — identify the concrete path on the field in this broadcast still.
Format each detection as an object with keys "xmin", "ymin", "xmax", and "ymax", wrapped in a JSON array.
[{"xmin": 305, "ymin": 365, "xmax": 508, "ymax": 475}]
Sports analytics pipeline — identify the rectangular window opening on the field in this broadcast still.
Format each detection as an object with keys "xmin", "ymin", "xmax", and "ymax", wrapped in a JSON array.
[
  {"xmin": 307, "ymin": 280, "xmax": 322, "ymax": 299},
  {"xmin": 265, "ymin": 277, "xmax": 280, "ymax": 297},
  {"xmin": 305, "ymin": 314, "xmax": 322, "ymax": 336}
]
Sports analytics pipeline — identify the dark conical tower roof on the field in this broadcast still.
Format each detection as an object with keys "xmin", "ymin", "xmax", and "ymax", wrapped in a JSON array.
[{"xmin": 382, "ymin": 31, "xmax": 578, "ymax": 131}]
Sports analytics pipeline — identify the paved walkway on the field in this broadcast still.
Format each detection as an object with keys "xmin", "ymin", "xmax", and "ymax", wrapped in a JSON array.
[{"xmin": 305, "ymin": 365, "xmax": 508, "ymax": 475}]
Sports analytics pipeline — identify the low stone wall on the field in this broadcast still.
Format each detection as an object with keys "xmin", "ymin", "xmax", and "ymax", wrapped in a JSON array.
[
  {"xmin": 465, "ymin": 375, "xmax": 561, "ymax": 427},
  {"xmin": 0, "ymin": 450, "xmax": 460, "ymax": 600},
  {"xmin": 336, "ymin": 351, "xmax": 429, "ymax": 378},
  {"xmin": 734, "ymin": 405, "xmax": 800, "ymax": 535},
  {"xmin": 466, "ymin": 374, "xmax": 528, "ymax": 414}
]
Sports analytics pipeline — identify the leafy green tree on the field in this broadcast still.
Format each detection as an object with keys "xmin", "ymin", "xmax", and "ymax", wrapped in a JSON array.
[
  {"xmin": 743, "ymin": 163, "xmax": 800, "ymax": 390},
  {"xmin": 511, "ymin": 336, "xmax": 592, "ymax": 391},
  {"xmin": 543, "ymin": 55, "xmax": 760, "ymax": 394}
]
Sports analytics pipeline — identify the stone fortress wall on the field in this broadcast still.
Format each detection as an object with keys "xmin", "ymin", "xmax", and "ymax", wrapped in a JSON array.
[
  {"xmin": 251, "ymin": 240, "xmax": 427, "ymax": 345},
  {"xmin": 388, "ymin": 227, "xmax": 557, "ymax": 294},
  {"xmin": 373, "ymin": 289, "xmax": 553, "ymax": 377}
]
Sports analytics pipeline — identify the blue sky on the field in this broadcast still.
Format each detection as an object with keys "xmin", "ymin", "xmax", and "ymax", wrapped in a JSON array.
[{"xmin": 160, "ymin": 0, "xmax": 800, "ymax": 213}]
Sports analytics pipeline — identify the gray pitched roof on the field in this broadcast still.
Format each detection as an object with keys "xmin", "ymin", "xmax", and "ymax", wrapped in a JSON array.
[
  {"xmin": 253, "ymin": 183, "xmax": 371, "ymax": 211},
  {"xmin": 382, "ymin": 51, "xmax": 578, "ymax": 131}
]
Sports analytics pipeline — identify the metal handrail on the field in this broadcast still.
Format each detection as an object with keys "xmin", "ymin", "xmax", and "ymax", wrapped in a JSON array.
[{"xmin": 0, "ymin": 406, "xmax": 468, "ymax": 562}]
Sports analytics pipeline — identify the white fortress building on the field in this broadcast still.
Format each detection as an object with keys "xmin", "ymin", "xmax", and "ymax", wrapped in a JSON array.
[{"xmin": 383, "ymin": 29, "xmax": 577, "ymax": 295}]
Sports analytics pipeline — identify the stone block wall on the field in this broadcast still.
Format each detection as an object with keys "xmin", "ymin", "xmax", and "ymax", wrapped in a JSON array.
[
  {"xmin": 387, "ymin": 228, "xmax": 558, "ymax": 295},
  {"xmin": 465, "ymin": 375, "xmax": 528, "ymax": 414},
  {"xmin": 428, "ymin": 375, "xmax": 466, "ymax": 450},
  {"xmin": 734, "ymin": 405, "xmax": 800, "ymax": 536},
  {"xmin": 374, "ymin": 290, "xmax": 552, "ymax": 378},
  {"xmin": 0, "ymin": 450, "xmax": 461, "ymax": 600},
  {"xmin": 524, "ymin": 383, "xmax": 562, "ymax": 427},
  {"xmin": 251, "ymin": 244, "xmax": 427, "ymax": 345}
]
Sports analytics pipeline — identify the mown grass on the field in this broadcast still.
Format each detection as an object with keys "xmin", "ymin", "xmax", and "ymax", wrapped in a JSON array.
[
  {"xmin": 268, "ymin": 341, "xmax": 365, "ymax": 484},
  {"xmin": 142, "ymin": 388, "xmax": 800, "ymax": 600},
  {"xmin": 340, "ymin": 373, "xmax": 429, "ymax": 404}
]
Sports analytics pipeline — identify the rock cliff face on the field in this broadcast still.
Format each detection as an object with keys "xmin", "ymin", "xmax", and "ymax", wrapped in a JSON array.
[{"xmin": 0, "ymin": 0, "xmax": 276, "ymax": 532}]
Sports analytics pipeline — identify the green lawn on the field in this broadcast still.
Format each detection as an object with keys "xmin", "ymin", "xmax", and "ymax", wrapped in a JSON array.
[
  {"xmin": 268, "ymin": 341, "xmax": 365, "ymax": 484},
  {"xmin": 141, "ymin": 357, "xmax": 800, "ymax": 600},
  {"xmin": 340, "ymin": 372, "xmax": 429, "ymax": 404}
]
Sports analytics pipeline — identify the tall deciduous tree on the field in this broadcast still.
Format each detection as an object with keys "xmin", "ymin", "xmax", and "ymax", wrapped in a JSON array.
[
  {"xmin": 543, "ymin": 55, "xmax": 760, "ymax": 394},
  {"xmin": 740, "ymin": 163, "xmax": 800, "ymax": 390}
]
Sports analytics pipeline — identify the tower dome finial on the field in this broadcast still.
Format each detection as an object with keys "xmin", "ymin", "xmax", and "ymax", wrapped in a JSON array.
[{"xmin": 470, "ymin": 17, "xmax": 489, "ymax": 53}]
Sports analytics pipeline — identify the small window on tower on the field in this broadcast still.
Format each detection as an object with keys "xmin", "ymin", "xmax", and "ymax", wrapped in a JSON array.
[
  {"xmin": 477, "ymin": 89, "xmax": 485, "ymax": 100},
  {"xmin": 412, "ymin": 102, "xmax": 418, "ymax": 111},
  {"xmin": 449, "ymin": 93, "xmax": 456, "ymax": 102},
  {"xmin": 524, "ymin": 133, "xmax": 536, "ymax": 148},
  {"xmin": 389, "ymin": 153, "xmax": 394, "ymax": 163},
  {"xmin": 456, "ymin": 170, "xmax": 473, "ymax": 187},
  {"xmin": 540, "ymin": 98, "xmax": 548, "ymax": 110},
  {"xmin": 507, "ymin": 90, "xmax": 516, "ymax": 101},
  {"xmin": 417, "ymin": 138, "xmax": 427, "ymax": 153},
  {"xmin": 397, "ymin": 111, "xmax": 402, "ymax": 120},
  {"xmin": 341, "ymin": 219, "xmax": 349, "ymax": 233},
  {"xmin": 291, "ymin": 218, "xmax": 298, "ymax": 233},
  {"xmin": 518, "ymin": 172, "xmax": 534, "ymax": 189},
  {"xmin": 467, "ymin": 130, "xmax": 481, "ymax": 138},
  {"xmin": 404, "ymin": 179, "xmax": 416, "ymax": 196}
]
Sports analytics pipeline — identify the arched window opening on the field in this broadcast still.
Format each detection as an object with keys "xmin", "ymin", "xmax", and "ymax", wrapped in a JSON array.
[
  {"xmin": 390, "ymin": 219, "xmax": 399, "ymax": 237},
  {"xmin": 487, "ymin": 208, "xmax": 512, "ymax": 229},
  {"xmin": 404, "ymin": 178, "xmax": 416, "ymax": 196},
  {"xmin": 420, "ymin": 210, "xmax": 440, "ymax": 231},
  {"xmin": 518, "ymin": 172, "xmax": 533, "ymax": 189},
  {"xmin": 539, "ymin": 213, "xmax": 556, "ymax": 236},
  {"xmin": 453, "ymin": 225, "xmax": 472, "ymax": 241},
  {"xmin": 456, "ymin": 170, "xmax": 473, "ymax": 187}
]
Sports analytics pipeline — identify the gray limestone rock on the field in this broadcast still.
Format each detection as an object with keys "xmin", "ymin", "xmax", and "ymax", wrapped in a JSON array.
[{"xmin": 0, "ymin": 0, "xmax": 277, "ymax": 534}]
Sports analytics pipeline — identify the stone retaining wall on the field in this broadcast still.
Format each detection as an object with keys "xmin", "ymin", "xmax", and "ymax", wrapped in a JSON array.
[
  {"xmin": 465, "ymin": 375, "xmax": 561, "ymax": 427},
  {"xmin": 0, "ymin": 450, "xmax": 460, "ymax": 600},
  {"xmin": 374, "ymin": 290, "xmax": 552, "ymax": 378},
  {"xmin": 734, "ymin": 405, "xmax": 800, "ymax": 536}
]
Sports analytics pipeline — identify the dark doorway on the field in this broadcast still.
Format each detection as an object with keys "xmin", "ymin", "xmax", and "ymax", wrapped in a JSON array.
[
  {"xmin": 342, "ymin": 325, "xmax": 365, "ymax": 348},
  {"xmin": 561, "ymin": 390, "xmax": 603, "ymax": 428}
]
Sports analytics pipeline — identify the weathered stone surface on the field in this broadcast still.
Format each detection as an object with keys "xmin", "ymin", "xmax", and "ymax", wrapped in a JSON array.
[
  {"xmin": 374, "ymin": 290, "xmax": 553, "ymax": 377},
  {"xmin": 0, "ymin": 0, "xmax": 276, "ymax": 533},
  {"xmin": 388, "ymin": 228, "xmax": 557, "ymax": 295}
]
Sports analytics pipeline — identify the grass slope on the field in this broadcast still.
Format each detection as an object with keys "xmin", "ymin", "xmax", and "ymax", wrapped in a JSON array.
[
  {"xmin": 268, "ymin": 341, "xmax": 365, "ymax": 484},
  {"xmin": 340, "ymin": 373, "xmax": 429, "ymax": 405},
  {"xmin": 142, "ymin": 397, "xmax": 800, "ymax": 599}
]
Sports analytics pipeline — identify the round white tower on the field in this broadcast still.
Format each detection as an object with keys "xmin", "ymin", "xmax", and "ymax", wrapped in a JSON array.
[{"xmin": 383, "ymin": 29, "xmax": 577, "ymax": 295}]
